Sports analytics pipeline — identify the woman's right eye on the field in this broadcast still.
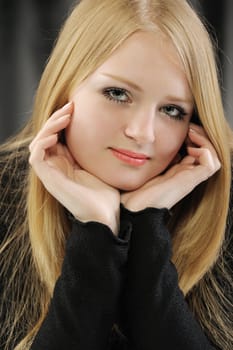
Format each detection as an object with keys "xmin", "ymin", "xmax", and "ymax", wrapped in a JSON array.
[{"xmin": 102, "ymin": 87, "xmax": 131, "ymax": 104}]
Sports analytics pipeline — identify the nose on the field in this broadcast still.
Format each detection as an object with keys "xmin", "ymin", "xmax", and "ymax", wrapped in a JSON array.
[{"xmin": 124, "ymin": 109, "xmax": 155, "ymax": 144}]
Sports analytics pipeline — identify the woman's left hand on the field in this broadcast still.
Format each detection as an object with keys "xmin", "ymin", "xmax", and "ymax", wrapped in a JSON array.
[{"xmin": 121, "ymin": 123, "xmax": 221, "ymax": 211}]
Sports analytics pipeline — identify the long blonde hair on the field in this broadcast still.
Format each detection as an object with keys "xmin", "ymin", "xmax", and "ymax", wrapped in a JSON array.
[{"xmin": 0, "ymin": 0, "xmax": 232, "ymax": 348}]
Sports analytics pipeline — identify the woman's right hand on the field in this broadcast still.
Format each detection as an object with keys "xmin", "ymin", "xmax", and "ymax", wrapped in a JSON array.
[{"xmin": 29, "ymin": 102, "xmax": 120, "ymax": 235}]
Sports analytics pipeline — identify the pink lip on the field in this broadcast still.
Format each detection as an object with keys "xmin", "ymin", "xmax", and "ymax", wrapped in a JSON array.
[{"xmin": 110, "ymin": 148, "xmax": 150, "ymax": 166}]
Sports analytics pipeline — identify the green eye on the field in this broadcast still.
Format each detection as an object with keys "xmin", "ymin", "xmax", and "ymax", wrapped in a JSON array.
[{"xmin": 103, "ymin": 87, "xmax": 131, "ymax": 104}]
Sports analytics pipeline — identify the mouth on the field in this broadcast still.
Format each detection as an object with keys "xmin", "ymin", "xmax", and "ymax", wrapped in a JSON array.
[{"xmin": 109, "ymin": 148, "xmax": 150, "ymax": 166}]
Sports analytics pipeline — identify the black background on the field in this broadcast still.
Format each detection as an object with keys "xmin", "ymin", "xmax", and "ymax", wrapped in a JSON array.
[{"xmin": 0, "ymin": 0, "xmax": 232, "ymax": 142}]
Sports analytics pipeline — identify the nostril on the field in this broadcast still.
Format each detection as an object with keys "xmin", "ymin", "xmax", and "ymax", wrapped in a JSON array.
[{"xmin": 124, "ymin": 125, "xmax": 155, "ymax": 144}]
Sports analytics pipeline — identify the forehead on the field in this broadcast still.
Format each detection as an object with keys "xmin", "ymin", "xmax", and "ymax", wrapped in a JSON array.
[
  {"xmin": 95, "ymin": 31, "xmax": 183, "ymax": 73},
  {"xmin": 92, "ymin": 31, "xmax": 192, "ymax": 100}
]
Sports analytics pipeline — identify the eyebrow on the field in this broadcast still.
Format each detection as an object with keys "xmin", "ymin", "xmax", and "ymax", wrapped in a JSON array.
[
  {"xmin": 163, "ymin": 95, "xmax": 194, "ymax": 105},
  {"xmin": 101, "ymin": 73, "xmax": 193, "ymax": 104},
  {"xmin": 100, "ymin": 73, "xmax": 143, "ymax": 92}
]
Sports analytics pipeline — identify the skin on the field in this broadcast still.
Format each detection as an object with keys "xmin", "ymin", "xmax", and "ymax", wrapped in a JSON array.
[
  {"xmin": 66, "ymin": 31, "xmax": 194, "ymax": 191},
  {"xmin": 29, "ymin": 31, "xmax": 221, "ymax": 235}
]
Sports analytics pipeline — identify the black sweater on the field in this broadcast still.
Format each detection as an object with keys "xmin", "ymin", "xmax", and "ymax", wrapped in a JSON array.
[
  {"xmin": 0, "ymin": 153, "xmax": 232, "ymax": 349},
  {"xmin": 30, "ymin": 207, "xmax": 216, "ymax": 350}
]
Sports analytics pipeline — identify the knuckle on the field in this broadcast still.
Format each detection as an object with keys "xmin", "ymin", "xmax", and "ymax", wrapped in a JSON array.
[
  {"xmin": 29, "ymin": 138, "xmax": 37, "ymax": 152},
  {"xmin": 216, "ymin": 160, "xmax": 221, "ymax": 170},
  {"xmin": 202, "ymin": 148, "xmax": 211, "ymax": 157},
  {"xmin": 28, "ymin": 153, "xmax": 35, "ymax": 165}
]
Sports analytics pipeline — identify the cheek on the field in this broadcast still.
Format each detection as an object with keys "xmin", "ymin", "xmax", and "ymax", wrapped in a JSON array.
[
  {"xmin": 157, "ymin": 127, "xmax": 188, "ymax": 159},
  {"xmin": 65, "ymin": 101, "xmax": 120, "ymax": 154},
  {"xmin": 65, "ymin": 112, "xmax": 100, "ymax": 153}
]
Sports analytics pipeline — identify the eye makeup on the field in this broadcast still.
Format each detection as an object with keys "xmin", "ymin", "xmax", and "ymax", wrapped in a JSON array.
[
  {"xmin": 160, "ymin": 104, "xmax": 189, "ymax": 121},
  {"xmin": 102, "ymin": 87, "xmax": 132, "ymax": 104}
]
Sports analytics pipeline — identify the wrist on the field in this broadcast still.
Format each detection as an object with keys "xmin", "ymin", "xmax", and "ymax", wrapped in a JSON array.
[
  {"xmin": 103, "ymin": 213, "xmax": 120, "ymax": 236},
  {"xmin": 122, "ymin": 199, "xmax": 165, "ymax": 213},
  {"xmin": 92, "ymin": 209, "xmax": 120, "ymax": 236}
]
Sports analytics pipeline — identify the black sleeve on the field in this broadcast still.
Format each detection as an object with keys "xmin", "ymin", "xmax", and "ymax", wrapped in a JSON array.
[
  {"xmin": 119, "ymin": 205, "xmax": 216, "ymax": 350},
  {"xmin": 31, "ymin": 218, "xmax": 129, "ymax": 350}
]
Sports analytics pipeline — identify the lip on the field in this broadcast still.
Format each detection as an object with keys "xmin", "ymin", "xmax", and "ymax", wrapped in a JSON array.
[{"xmin": 110, "ymin": 148, "xmax": 150, "ymax": 166}]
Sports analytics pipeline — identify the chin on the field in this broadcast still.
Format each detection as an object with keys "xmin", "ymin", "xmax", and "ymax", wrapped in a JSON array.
[{"xmin": 109, "ymin": 179, "xmax": 146, "ymax": 192}]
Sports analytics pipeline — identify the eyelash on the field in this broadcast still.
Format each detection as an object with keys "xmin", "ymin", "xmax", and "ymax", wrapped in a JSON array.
[
  {"xmin": 102, "ymin": 87, "xmax": 187, "ymax": 121},
  {"xmin": 102, "ymin": 87, "xmax": 131, "ymax": 104},
  {"xmin": 160, "ymin": 105, "xmax": 188, "ymax": 121}
]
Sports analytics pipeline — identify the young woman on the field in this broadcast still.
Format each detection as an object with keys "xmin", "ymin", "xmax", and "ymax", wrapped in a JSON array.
[{"xmin": 0, "ymin": 0, "xmax": 232, "ymax": 349}]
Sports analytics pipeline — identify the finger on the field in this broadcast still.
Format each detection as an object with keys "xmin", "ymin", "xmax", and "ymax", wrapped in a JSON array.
[
  {"xmin": 180, "ymin": 155, "xmax": 196, "ymax": 165},
  {"xmin": 29, "ymin": 135, "xmax": 72, "ymax": 193},
  {"xmin": 188, "ymin": 128, "xmax": 216, "ymax": 153},
  {"xmin": 29, "ymin": 102, "xmax": 73, "ymax": 150},
  {"xmin": 31, "ymin": 155, "xmax": 73, "ymax": 201},
  {"xmin": 189, "ymin": 123, "xmax": 207, "ymax": 137},
  {"xmin": 29, "ymin": 134, "xmax": 58, "ymax": 166},
  {"xmin": 63, "ymin": 146, "xmax": 79, "ymax": 167},
  {"xmin": 159, "ymin": 157, "xmax": 195, "ymax": 181},
  {"xmin": 31, "ymin": 102, "xmax": 73, "ymax": 145},
  {"xmin": 49, "ymin": 143, "xmax": 78, "ymax": 167},
  {"xmin": 185, "ymin": 124, "xmax": 206, "ymax": 148},
  {"xmin": 50, "ymin": 101, "xmax": 73, "ymax": 120},
  {"xmin": 187, "ymin": 146, "xmax": 221, "ymax": 173},
  {"xmin": 42, "ymin": 102, "xmax": 73, "ymax": 126},
  {"xmin": 29, "ymin": 114, "xmax": 71, "ymax": 152}
]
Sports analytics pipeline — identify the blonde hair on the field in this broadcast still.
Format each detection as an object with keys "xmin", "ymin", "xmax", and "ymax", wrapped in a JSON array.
[{"xmin": 0, "ymin": 0, "xmax": 232, "ymax": 348}]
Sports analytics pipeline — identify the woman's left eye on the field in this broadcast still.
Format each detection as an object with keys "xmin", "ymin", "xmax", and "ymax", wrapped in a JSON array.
[
  {"xmin": 102, "ymin": 87, "xmax": 131, "ymax": 104},
  {"xmin": 160, "ymin": 105, "xmax": 187, "ymax": 120}
]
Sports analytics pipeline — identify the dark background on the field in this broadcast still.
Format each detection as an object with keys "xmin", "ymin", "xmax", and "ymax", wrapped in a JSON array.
[{"xmin": 0, "ymin": 0, "xmax": 232, "ymax": 143}]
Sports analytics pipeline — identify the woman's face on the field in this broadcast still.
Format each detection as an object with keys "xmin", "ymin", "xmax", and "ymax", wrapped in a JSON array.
[{"xmin": 65, "ymin": 31, "xmax": 194, "ymax": 191}]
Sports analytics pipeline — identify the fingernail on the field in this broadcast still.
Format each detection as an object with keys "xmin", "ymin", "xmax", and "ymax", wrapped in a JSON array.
[
  {"xmin": 189, "ymin": 128, "xmax": 195, "ymax": 133},
  {"xmin": 62, "ymin": 101, "xmax": 72, "ymax": 110},
  {"xmin": 61, "ymin": 114, "xmax": 71, "ymax": 119}
]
